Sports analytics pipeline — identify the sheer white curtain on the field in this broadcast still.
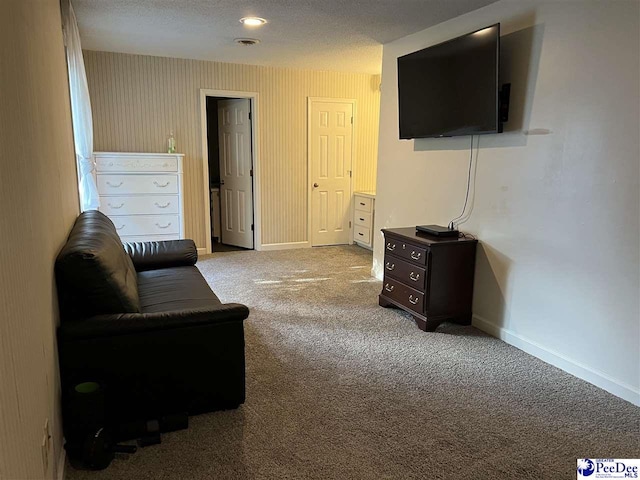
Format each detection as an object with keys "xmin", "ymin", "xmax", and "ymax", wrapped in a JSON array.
[{"xmin": 62, "ymin": 0, "xmax": 99, "ymax": 211}]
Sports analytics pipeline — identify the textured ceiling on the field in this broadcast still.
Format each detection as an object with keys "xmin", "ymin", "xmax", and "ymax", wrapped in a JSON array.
[{"xmin": 73, "ymin": 0, "xmax": 497, "ymax": 74}]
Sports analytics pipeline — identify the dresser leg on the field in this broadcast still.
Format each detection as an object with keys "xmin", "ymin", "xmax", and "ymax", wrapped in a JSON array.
[
  {"xmin": 414, "ymin": 316, "xmax": 441, "ymax": 332},
  {"xmin": 379, "ymin": 296, "xmax": 394, "ymax": 308},
  {"xmin": 413, "ymin": 316, "xmax": 442, "ymax": 332}
]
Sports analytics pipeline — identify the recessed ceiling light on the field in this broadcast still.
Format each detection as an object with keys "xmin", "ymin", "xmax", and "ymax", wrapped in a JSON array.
[
  {"xmin": 240, "ymin": 17, "xmax": 267, "ymax": 27},
  {"xmin": 235, "ymin": 38, "xmax": 260, "ymax": 46}
]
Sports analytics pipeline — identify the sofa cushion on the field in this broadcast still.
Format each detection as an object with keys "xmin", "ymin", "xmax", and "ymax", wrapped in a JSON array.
[
  {"xmin": 124, "ymin": 240, "xmax": 198, "ymax": 272},
  {"xmin": 137, "ymin": 266, "xmax": 222, "ymax": 313},
  {"xmin": 56, "ymin": 210, "xmax": 141, "ymax": 318}
]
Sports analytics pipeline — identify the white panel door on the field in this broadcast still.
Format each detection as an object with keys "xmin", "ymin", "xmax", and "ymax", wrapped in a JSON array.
[
  {"xmin": 310, "ymin": 100, "xmax": 353, "ymax": 246},
  {"xmin": 218, "ymin": 99, "xmax": 254, "ymax": 249}
]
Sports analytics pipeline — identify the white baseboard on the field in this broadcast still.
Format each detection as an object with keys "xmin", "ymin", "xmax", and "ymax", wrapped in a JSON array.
[
  {"xmin": 56, "ymin": 447, "xmax": 66, "ymax": 480},
  {"xmin": 201, "ymin": 242, "xmax": 311, "ymax": 253},
  {"xmin": 258, "ymin": 241, "xmax": 310, "ymax": 251},
  {"xmin": 472, "ymin": 314, "xmax": 640, "ymax": 406},
  {"xmin": 373, "ymin": 267, "xmax": 382, "ymax": 281}
]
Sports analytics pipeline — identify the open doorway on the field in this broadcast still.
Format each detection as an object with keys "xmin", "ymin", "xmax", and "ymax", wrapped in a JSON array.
[{"xmin": 201, "ymin": 91, "xmax": 259, "ymax": 253}]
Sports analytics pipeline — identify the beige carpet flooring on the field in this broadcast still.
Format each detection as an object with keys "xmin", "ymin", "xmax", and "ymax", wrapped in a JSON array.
[{"xmin": 66, "ymin": 246, "xmax": 639, "ymax": 480}]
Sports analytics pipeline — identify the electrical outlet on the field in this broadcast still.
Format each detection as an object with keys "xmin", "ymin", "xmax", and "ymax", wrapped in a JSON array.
[
  {"xmin": 44, "ymin": 418, "xmax": 51, "ymax": 450},
  {"xmin": 41, "ymin": 435, "xmax": 48, "ymax": 473},
  {"xmin": 41, "ymin": 418, "xmax": 51, "ymax": 474}
]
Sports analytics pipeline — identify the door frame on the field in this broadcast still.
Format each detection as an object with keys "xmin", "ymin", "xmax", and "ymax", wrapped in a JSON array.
[
  {"xmin": 307, "ymin": 97, "xmax": 357, "ymax": 247},
  {"xmin": 200, "ymin": 89, "xmax": 261, "ymax": 253}
]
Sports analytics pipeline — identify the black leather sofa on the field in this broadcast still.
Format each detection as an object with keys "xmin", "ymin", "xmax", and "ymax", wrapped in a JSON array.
[{"xmin": 56, "ymin": 210, "xmax": 249, "ymax": 437}]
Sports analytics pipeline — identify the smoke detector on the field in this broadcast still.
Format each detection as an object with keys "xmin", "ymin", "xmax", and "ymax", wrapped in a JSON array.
[{"xmin": 235, "ymin": 38, "xmax": 260, "ymax": 46}]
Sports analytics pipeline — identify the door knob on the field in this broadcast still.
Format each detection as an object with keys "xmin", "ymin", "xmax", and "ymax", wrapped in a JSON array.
[
  {"xmin": 313, "ymin": 183, "xmax": 319, "ymax": 188},
  {"xmin": 220, "ymin": 180, "xmax": 225, "ymax": 185}
]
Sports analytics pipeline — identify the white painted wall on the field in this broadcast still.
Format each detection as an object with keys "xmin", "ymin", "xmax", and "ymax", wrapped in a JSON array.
[{"xmin": 374, "ymin": 0, "xmax": 639, "ymax": 405}]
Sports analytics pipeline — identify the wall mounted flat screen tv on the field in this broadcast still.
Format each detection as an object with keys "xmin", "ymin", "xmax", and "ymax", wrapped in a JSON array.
[{"xmin": 398, "ymin": 24, "xmax": 500, "ymax": 139}]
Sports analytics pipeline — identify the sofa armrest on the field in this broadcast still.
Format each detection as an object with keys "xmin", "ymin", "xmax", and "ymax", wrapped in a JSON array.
[
  {"xmin": 59, "ymin": 303, "xmax": 249, "ymax": 340},
  {"xmin": 123, "ymin": 240, "xmax": 198, "ymax": 271}
]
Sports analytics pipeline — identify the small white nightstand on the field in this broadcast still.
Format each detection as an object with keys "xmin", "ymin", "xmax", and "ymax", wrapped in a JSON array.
[{"xmin": 353, "ymin": 191, "xmax": 375, "ymax": 249}]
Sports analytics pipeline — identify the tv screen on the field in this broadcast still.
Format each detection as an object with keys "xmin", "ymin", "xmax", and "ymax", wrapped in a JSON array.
[{"xmin": 398, "ymin": 24, "xmax": 500, "ymax": 139}]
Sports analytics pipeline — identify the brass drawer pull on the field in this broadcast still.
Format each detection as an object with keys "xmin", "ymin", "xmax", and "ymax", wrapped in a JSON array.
[
  {"xmin": 386, "ymin": 242, "xmax": 396, "ymax": 251},
  {"xmin": 153, "ymin": 180, "xmax": 171, "ymax": 188},
  {"xmin": 106, "ymin": 181, "xmax": 123, "ymax": 188},
  {"xmin": 115, "ymin": 224, "xmax": 125, "ymax": 230},
  {"xmin": 155, "ymin": 222, "xmax": 172, "ymax": 229},
  {"xmin": 154, "ymin": 202, "xmax": 171, "ymax": 208},
  {"xmin": 385, "ymin": 262, "xmax": 395, "ymax": 271},
  {"xmin": 409, "ymin": 272, "xmax": 420, "ymax": 282},
  {"xmin": 410, "ymin": 251, "xmax": 422, "ymax": 260},
  {"xmin": 108, "ymin": 202, "xmax": 124, "ymax": 209},
  {"xmin": 384, "ymin": 284, "xmax": 394, "ymax": 292},
  {"xmin": 409, "ymin": 295, "xmax": 419, "ymax": 305}
]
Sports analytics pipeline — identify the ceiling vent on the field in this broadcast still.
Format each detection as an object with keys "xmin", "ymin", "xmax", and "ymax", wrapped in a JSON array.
[{"xmin": 235, "ymin": 38, "xmax": 260, "ymax": 46}]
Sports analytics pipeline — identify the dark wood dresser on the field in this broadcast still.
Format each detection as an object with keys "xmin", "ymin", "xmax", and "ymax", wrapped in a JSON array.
[{"xmin": 379, "ymin": 227, "xmax": 477, "ymax": 332}]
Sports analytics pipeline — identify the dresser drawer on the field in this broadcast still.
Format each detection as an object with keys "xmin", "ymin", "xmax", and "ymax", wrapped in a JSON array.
[
  {"xmin": 109, "ymin": 215, "xmax": 180, "ymax": 236},
  {"xmin": 353, "ymin": 225, "xmax": 371, "ymax": 245},
  {"xmin": 381, "ymin": 277, "xmax": 425, "ymax": 315},
  {"xmin": 96, "ymin": 155, "xmax": 178, "ymax": 173},
  {"xmin": 100, "ymin": 195, "xmax": 180, "ymax": 216},
  {"xmin": 354, "ymin": 196, "xmax": 373, "ymax": 213},
  {"xmin": 354, "ymin": 210, "xmax": 372, "ymax": 228},
  {"xmin": 98, "ymin": 174, "xmax": 179, "ymax": 195},
  {"xmin": 383, "ymin": 255, "xmax": 427, "ymax": 290},
  {"xmin": 384, "ymin": 238, "xmax": 428, "ymax": 266},
  {"xmin": 119, "ymin": 234, "xmax": 180, "ymax": 243}
]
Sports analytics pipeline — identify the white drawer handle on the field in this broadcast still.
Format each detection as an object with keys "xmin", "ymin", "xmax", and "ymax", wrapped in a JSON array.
[
  {"xmin": 154, "ymin": 202, "xmax": 171, "ymax": 209},
  {"xmin": 108, "ymin": 202, "xmax": 125, "ymax": 209},
  {"xmin": 411, "ymin": 251, "xmax": 422, "ymax": 260},
  {"xmin": 409, "ymin": 272, "xmax": 420, "ymax": 282},
  {"xmin": 409, "ymin": 295, "xmax": 419, "ymax": 305},
  {"xmin": 106, "ymin": 181, "xmax": 123, "ymax": 188},
  {"xmin": 384, "ymin": 284, "xmax": 394, "ymax": 292},
  {"xmin": 115, "ymin": 224, "xmax": 125, "ymax": 231},
  {"xmin": 155, "ymin": 222, "xmax": 172, "ymax": 229},
  {"xmin": 386, "ymin": 242, "xmax": 396, "ymax": 251},
  {"xmin": 153, "ymin": 181, "xmax": 171, "ymax": 188},
  {"xmin": 385, "ymin": 262, "xmax": 395, "ymax": 271}
]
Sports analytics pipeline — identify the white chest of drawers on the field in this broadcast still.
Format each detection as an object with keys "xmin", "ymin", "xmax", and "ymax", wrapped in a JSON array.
[
  {"xmin": 353, "ymin": 191, "xmax": 376, "ymax": 249},
  {"xmin": 95, "ymin": 152, "xmax": 185, "ymax": 243}
]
